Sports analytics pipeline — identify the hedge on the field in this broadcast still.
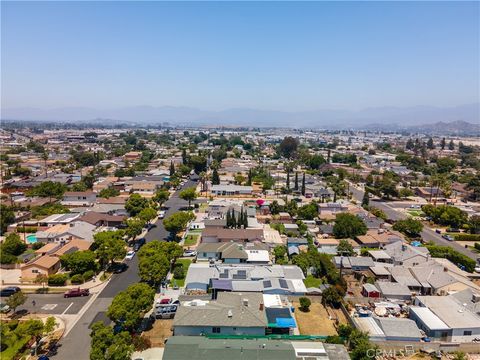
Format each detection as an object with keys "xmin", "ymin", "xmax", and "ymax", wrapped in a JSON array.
[
  {"xmin": 426, "ymin": 245, "xmax": 476, "ymax": 273},
  {"xmin": 83, "ymin": 270, "xmax": 95, "ymax": 281},
  {"xmin": 48, "ymin": 273, "xmax": 68, "ymax": 286},
  {"xmin": 455, "ymin": 234, "xmax": 480, "ymax": 242},
  {"xmin": 70, "ymin": 274, "xmax": 84, "ymax": 284},
  {"xmin": 15, "ymin": 227, "xmax": 37, "ymax": 233}
]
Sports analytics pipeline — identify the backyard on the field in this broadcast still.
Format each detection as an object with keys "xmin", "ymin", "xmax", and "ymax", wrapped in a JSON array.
[
  {"xmin": 303, "ymin": 275, "xmax": 323, "ymax": 288},
  {"xmin": 142, "ymin": 319, "xmax": 173, "ymax": 347},
  {"xmin": 292, "ymin": 301, "xmax": 339, "ymax": 336}
]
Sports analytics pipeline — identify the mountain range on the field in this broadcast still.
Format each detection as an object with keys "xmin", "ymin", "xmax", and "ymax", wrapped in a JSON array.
[{"xmin": 2, "ymin": 103, "xmax": 479, "ymax": 131}]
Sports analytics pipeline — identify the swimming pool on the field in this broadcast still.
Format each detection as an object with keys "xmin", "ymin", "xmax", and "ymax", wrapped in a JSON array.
[{"xmin": 26, "ymin": 234, "xmax": 37, "ymax": 244}]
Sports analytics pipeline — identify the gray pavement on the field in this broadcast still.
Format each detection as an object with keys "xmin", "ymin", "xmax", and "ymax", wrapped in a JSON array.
[
  {"xmin": 17, "ymin": 293, "xmax": 90, "ymax": 315},
  {"xmin": 55, "ymin": 176, "xmax": 199, "ymax": 360}
]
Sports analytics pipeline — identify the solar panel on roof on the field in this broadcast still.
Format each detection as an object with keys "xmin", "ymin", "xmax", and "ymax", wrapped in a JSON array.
[
  {"xmin": 279, "ymin": 279, "xmax": 288, "ymax": 289},
  {"xmin": 263, "ymin": 280, "xmax": 272, "ymax": 288}
]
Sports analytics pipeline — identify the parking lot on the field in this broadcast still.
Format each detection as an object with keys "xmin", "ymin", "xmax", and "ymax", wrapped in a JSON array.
[{"xmin": 18, "ymin": 293, "xmax": 91, "ymax": 315}]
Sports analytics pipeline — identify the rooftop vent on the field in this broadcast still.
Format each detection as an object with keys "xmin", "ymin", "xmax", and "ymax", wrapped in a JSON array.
[{"xmin": 227, "ymin": 310, "xmax": 233, "ymax": 318}]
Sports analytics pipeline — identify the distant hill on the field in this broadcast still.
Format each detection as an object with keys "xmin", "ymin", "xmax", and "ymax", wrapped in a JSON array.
[{"xmin": 2, "ymin": 103, "xmax": 479, "ymax": 131}]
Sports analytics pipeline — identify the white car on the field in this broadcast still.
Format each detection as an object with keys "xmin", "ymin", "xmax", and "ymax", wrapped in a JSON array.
[
  {"xmin": 183, "ymin": 250, "xmax": 197, "ymax": 257},
  {"xmin": 158, "ymin": 210, "xmax": 166, "ymax": 219},
  {"xmin": 125, "ymin": 251, "xmax": 135, "ymax": 260},
  {"xmin": 475, "ymin": 266, "xmax": 480, "ymax": 274}
]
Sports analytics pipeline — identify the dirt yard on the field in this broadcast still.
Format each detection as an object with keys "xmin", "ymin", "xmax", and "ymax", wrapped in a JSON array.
[
  {"xmin": 143, "ymin": 319, "xmax": 173, "ymax": 347},
  {"xmin": 293, "ymin": 301, "xmax": 338, "ymax": 336}
]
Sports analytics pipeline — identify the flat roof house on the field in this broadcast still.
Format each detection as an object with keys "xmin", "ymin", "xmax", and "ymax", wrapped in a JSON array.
[
  {"xmin": 61, "ymin": 191, "xmax": 97, "ymax": 207},
  {"xmin": 211, "ymin": 185, "xmax": 253, "ymax": 196}
]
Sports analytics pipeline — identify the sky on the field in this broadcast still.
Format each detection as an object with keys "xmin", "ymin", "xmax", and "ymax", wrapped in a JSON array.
[{"xmin": 1, "ymin": 1, "xmax": 479, "ymax": 112}]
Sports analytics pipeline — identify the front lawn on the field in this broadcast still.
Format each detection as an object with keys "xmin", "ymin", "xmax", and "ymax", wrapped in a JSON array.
[
  {"xmin": 303, "ymin": 274, "xmax": 322, "ymax": 288},
  {"xmin": 183, "ymin": 234, "xmax": 199, "ymax": 247}
]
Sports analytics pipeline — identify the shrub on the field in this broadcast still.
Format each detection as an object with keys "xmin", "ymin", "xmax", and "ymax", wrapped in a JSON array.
[
  {"xmin": 48, "ymin": 273, "xmax": 68, "ymax": 286},
  {"xmin": 173, "ymin": 265, "xmax": 185, "ymax": 280},
  {"xmin": 455, "ymin": 234, "xmax": 480, "ymax": 242},
  {"xmin": 16, "ymin": 227, "xmax": 38, "ymax": 233},
  {"xmin": 31, "ymin": 242, "xmax": 44, "ymax": 250},
  {"xmin": 132, "ymin": 334, "xmax": 151, "ymax": 351},
  {"xmin": 70, "ymin": 274, "xmax": 84, "ymax": 284},
  {"xmin": 83, "ymin": 270, "xmax": 95, "ymax": 281},
  {"xmin": 475, "ymin": 243, "xmax": 480, "ymax": 252},
  {"xmin": 299, "ymin": 297, "xmax": 311, "ymax": 312}
]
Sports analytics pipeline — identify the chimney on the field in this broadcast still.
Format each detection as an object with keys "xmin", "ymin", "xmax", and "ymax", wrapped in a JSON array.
[
  {"xmin": 259, "ymin": 303, "xmax": 264, "ymax": 311},
  {"xmin": 444, "ymin": 267, "xmax": 448, "ymax": 272},
  {"xmin": 227, "ymin": 310, "xmax": 233, "ymax": 318},
  {"xmin": 243, "ymin": 298, "xmax": 249, "ymax": 307}
]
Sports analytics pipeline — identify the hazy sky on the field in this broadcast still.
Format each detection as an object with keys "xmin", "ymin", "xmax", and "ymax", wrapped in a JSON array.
[{"xmin": 2, "ymin": 1, "xmax": 479, "ymax": 111}]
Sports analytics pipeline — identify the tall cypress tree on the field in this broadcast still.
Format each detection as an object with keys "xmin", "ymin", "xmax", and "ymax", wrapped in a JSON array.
[
  {"xmin": 286, "ymin": 170, "xmax": 290, "ymax": 190},
  {"xmin": 243, "ymin": 209, "xmax": 248, "ymax": 228},
  {"xmin": 362, "ymin": 190, "xmax": 370, "ymax": 208},
  {"xmin": 226, "ymin": 210, "xmax": 231, "ymax": 228},
  {"xmin": 169, "ymin": 161, "xmax": 175, "ymax": 176},
  {"xmin": 301, "ymin": 173, "xmax": 306, "ymax": 196},
  {"xmin": 294, "ymin": 172, "xmax": 299, "ymax": 191},
  {"xmin": 212, "ymin": 168, "xmax": 220, "ymax": 185},
  {"xmin": 231, "ymin": 209, "xmax": 237, "ymax": 229},
  {"xmin": 247, "ymin": 168, "xmax": 252, "ymax": 186}
]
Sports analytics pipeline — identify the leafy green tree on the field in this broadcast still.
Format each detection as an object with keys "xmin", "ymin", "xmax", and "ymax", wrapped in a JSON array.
[
  {"xmin": 124, "ymin": 218, "xmax": 145, "ymax": 240},
  {"xmin": 398, "ymin": 187, "xmax": 414, "ymax": 199},
  {"xmin": 269, "ymin": 200, "xmax": 281, "ymax": 215},
  {"xmin": 422, "ymin": 204, "xmax": 468, "ymax": 228},
  {"xmin": 60, "ymin": 250, "xmax": 98, "ymax": 275},
  {"xmin": 321, "ymin": 286, "xmax": 342, "ymax": 307},
  {"xmin": 436, "ymin": 157, "xmax": 456, "ymax": 173},
  {"xmin": 1, "ymin": 233, "xmax": 27, "ymax": 256},
  {"xmin": 125, "ymin": 194, "xmax": 149, "ymax": 216},
  {"xmin": 307, "ymin": 155, "xmax": 326, "ymax": 170},
  {"xmin": 273, "ymin": 245, "xmax": 287, "ymax": 264},
  {"xmin": 107, "ymin": 283, "xmax": 155, "ymax": 330},
  {"xmin": 44, "ymin": 316, "xmax": 57, "ymax": 334},
  {"xmin": 468, "ymin": 215, "xmax": 480, "ymax": 234},
  {"xmin": 333, "ymin": 213, "xmax": 367, "ymax": 239},
  {"xmin": 6, "ymin": 290, "xmax": 27, "ymax": 313},
  {"xmin": 211, "ymin": 168, "xmax": 220, "ymax": 185},
  {"xmin": 297, "ymin": 203, "xmax": 318, "ymax": 220},
  {"xmin": 337, "ymin": 239, "xmax": 355, "ymax": 256},
  {"xmin": 163, "ymin": 211, "xmax": 195, "ymax": 239},
  {"xmin": 426, "ymin": 137, "xmax": 435, "ymax": 149},
  {"xmin": 92, "ymin": 230, "xmax": 127, "ymax": 267},
  {"xmin": 28, "ymin": 181, "xmax": 67, "ymax": 200},
  {"xmin": 98, "ymin": 187, "xmax": 120, "ymax": 199},
  {"xmin": 90, "ymin": 322, "xmax": 133, "ymax": 360},
  {"xmin": 0, "ymin": 204, "xmax": 15, "ymax": 234},
  {"xmin": 189, "ymin": 155, "xmax": 207, "ymax": 174},
  {"xmin": 426, "ymin": 245, "xmax": 476, "ymax": 272},
  {"xmin": 138, "ymin": 207, "xmax": 157, "ymax": 224},
  {"xmin": 279, "ymin": 136, "xmax": 299, "ymax": 158},
  {"xmin": 153, "ymin": 189, "xmax": 170, "ymax": 206},
  {"xmin": 392, "ymin": 218, "xmax": 424, "ymax": 237},
  {"xmin": 179, "ymin": 187, "xmax": 197, "ymax": 207},
  {"xmin": 138, "ymin": 251, "xmax": 170, "ymax": 286}
]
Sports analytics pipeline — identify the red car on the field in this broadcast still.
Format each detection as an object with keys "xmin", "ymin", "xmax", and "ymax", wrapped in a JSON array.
[{"xmin": 64, "ymin": 288, "xmax": 89, "ymax": 298}]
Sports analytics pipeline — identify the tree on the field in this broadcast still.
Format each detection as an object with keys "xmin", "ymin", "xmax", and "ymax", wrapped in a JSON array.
[
  {"xmin": 90, "ymin": 322, "xmax": 133, "ymax": 360},
  {"xmin": 169, "ymin": 161, "xmax": 175, "ymax": 176},
  {"xmin": 392, "ymin": 218, "xmax": 424, "ymax": 237},
  {"xmin": 125, "ymin": 194, "xmax": 149, "ymax": 216},
  {"xmin": 398, "ymin": 187, "xmax": 414, "ymax": 199},
  {"xmin": 211, "ymin": 168, "xmax": 220, "ymax": 185},
  {"xmin": 138, "ymin": 250, "xmax": 170, "ymax": 286},
  {"xmin": 44, "ymin": 316, "xmax": 57, "ymax": 334},
  {"xmin": 426, "ymin": 137, "xmax": 434, "ymax": 149},
  {"xmin": 422, "ymin": 204, "xmax": 468, "ymax": 228},
  {"xmin": 138, "ymin": 207, "xmax": 157, "ymax": 224},
  {"xmin": 361, "ymin": 191, "xmax": 369, "ymax": 208},
  {"xmin": 61, "ymin": 250, "xmax": 98, "ymax": 275},
  {"xmin": 28, "ymin": 181, "xmax": 66, "ymax": 201},
  {"xmin": 107, "ymin": 283, "xmax": 155, "ymax": 330},
  {"xmin": 439, "ymin": 137, "xmax": 446, "ymax": 150},
  {"xmin": 6, "ymin": 290, "xmax": 27, "ymax": 313},
  {"xmin": 0, "ymin": 204, "xmax": 15, "ymax": 234},
  {"xmin": 92, "ymin": 230, "xmax": 127, "ymax": 267},
  {"xmin": 337, "ymin": 239, "xmax": 354, "ymax": 256},
  {"xmin": 301, "ymin": 173, "xmax": 306, "ymax": 196},
  {"xmin": 468, "ymin": 215, "xmax": 480, "ymax": 234},
  {"xmin": 436, "ymin": 157, "xmax": 456, "ymax": 174},
  {"xmin": 189, "ymin": 155, "xmax": 207, "ymax": 174},
  {"xmin": 1, "ymin": 233, "xmax": 27, "ymax": 256},
  {"xmin": 333, "ymin": 213, "xmax": 367, "ymax": 239},
  {"xmin": 322, "ymin": 286, "xmax": 342, "ymax": 307},
  {"xmin": 406, "ymin": 138, "xmax": 414, "ymax": 150},
  {"xmin": 269, "ymin": 200, "xmax": 281, "ymax": 215},
  {"xmin": 307, "ymin": 155, "xmax": 326, "ymax": 170},
  {"xmin": 273, "ymin": 245, "xmax": 287, "ymax": 263},
  {"xmin": 299, "ymin": 297, "xmax": 311, "ymax": 312},
  {"xmin": 297, "ymin": 203, "xmax": 318, "ymax": 220},
  {"xmin": 99, "ymin": 187, "xmax": 120, "ymax": 199},
  {"xmin": 279, "ymin": 136, "xmax": 299, "ymax": 158},
  {"xmin": 153, "ymin": 189, "xmax": 170, "ymax": 206},
  {"xmin": 163, "ymin": 211, "xmax": 195, "ymax": 239},
  {"xmin": 234, "ymin": 173, "xmax": 245, "ymax": 185},
  {"xmin": 124, "ymin": 218, "xmax": 145, "ymax": 240},
  {"xmin": 179, "ymin": 187, "xmax": 197, "ymax": 208},
  {"xmin": 448, "ymin": 139, "xmax": 455, "ymax": 150}
]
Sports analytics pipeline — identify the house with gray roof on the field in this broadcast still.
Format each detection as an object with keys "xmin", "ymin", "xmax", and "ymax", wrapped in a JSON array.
[{"xmin": 173, "ymin": 292, "xmax": 267, "ymax": 336}]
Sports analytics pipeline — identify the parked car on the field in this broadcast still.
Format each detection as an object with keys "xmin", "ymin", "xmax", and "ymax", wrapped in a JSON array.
[
  {"xmin": 155, "ymin": 304, "xmax": 178, "ymax": 319},
  {"xmin": 64, "ymin": 288, "xmax": 89, "ymax": 298},
  {"xmin": 158, "ymin": 210, "xmax": 166, "ymax": 219},
  {"xmin": 447, "ymin": 228, "xmax": 460, "ymax": 233},
  {"xmin": 133, "ymin": 239, "xmax": 146, "ymax": 252},
  {"xmin": 0, "ymin": 303, "xmax": 10, "ymax": 313},
  {"xmin": 442, "ymin": 234, "xmax": 454, "ymax": 242},
  {"xmin": 435, "ymin": 229, "xmax": 442, "ymax": 234},
  {"xmin": 182, "ymin": 250, "xmax": 197, "ymax": 257},
  {"xmin": 125, "ymin": 251, "xmax": 135, "ymax": 260},
  {"xmin": 157, "ymin": 298, "xmax": 172, "ymax": 305},
  {"xmin": 109, "ymin": 262, "xmax": 128, "ymax": 274},
  {"xmin": 0, "ymin": 286, "xmax": 21, "ymax": 297},
  {"xmin": 475, "ymin": 266, "xmax": 480, "ymax": 274}
]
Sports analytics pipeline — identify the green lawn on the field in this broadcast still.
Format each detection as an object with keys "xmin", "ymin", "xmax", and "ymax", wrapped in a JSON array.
[
  {"xmin": 407, "ymin": 210, "xmax": 425, "ymax": 217},
  {"xmin": 173, "ymin": 258, "xmax": 192, "ymax": 287},
  {"xmin": 184, "ymin": 234, "xmax": 199, "ymax": 246},
  {"xmin": 303, "ymin": 275, "xmax": 322, "ymax": 288},
  {"xmin": 0, "ymin": 335, "xmax": 31, "ymax": 360}
]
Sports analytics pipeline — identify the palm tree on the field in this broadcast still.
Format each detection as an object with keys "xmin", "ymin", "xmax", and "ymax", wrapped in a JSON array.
[{"xmin": 41, "ymin": 151, "xmax": 49, "ymax": 177}]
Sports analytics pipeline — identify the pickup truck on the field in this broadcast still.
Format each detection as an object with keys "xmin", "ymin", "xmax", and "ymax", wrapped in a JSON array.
[{"xmin": 64, "ymin": 288, "xmax": 90, "ymax": 298}]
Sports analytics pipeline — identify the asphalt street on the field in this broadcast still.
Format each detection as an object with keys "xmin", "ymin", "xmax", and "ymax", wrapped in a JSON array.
[
  {"xmin": 349, "ymin": 185, "xmax": 478, "ymax": 261},
  {"xmin": 17, "ymin": 293, "xmax": 90, "ymax": 315},
  {"xmin": 55, "ymin": 176, "xmax": 199, "ymax": 360}
]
